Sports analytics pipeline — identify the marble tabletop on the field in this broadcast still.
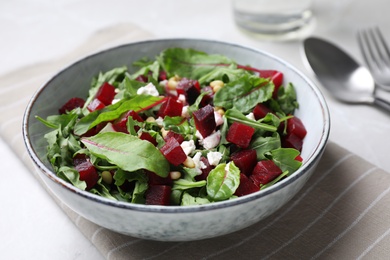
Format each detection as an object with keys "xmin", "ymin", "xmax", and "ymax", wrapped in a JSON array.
[{"xmin": 1, "ymin": 0, "xmax": 389, "ymax": 259}]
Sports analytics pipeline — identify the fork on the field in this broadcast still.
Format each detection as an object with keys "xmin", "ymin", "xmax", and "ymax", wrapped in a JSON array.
[{"xmin": 357, "ymin": 27, "xmax": 390, "ymax": 90}]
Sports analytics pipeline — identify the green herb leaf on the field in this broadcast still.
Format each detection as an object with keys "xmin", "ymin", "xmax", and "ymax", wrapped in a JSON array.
[
  {"xmin": 268, "ymin": 148, "xmax": 301, "ymax": 174},
  {"xmin": 213, "ymin": 74, "xmax": 273, "ymax": 113},
  {"xmin": 206, "ymin": 162, "xmax": 240, "ymax": 201},
  {"xmin": 74, "ymin": 95, "xmax": 164, "ymax": 135},
  {"xmin": 181, "ymin": 192, "xmax": 211, "ymax": 206},
  {"xmin": 250, "ymin": 132, "xmax": 281, "ymax": 160},
  {"xmin": 224, "ymin": 108, "xmax": 277, "ymax": 132},
  {"xmin": 158, "ymin": 48, "xmax": 235, "ymax": 79},
  {"xmin": 81, "ymin": 132, "xmax": 170, "ymax": 177}
]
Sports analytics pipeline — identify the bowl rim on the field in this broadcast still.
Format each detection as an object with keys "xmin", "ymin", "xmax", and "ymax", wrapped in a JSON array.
[{"xmin": 22, "ymin": 38, "xmax": 331, "ymax": 213}]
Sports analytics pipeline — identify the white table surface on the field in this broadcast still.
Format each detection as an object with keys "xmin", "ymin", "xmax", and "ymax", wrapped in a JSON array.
[{"xmin": 1, "ymin": 0, "xmax": 390, "ymax": 259}]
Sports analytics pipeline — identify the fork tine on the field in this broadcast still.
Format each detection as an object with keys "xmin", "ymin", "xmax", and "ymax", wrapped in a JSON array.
[
  {"xmin": 357, "ymin": 29, "xmax": 376, "ymax": 70},
  {"xmin": 372, "ymin": 27, "xmax": 390, "ymax": 67}
]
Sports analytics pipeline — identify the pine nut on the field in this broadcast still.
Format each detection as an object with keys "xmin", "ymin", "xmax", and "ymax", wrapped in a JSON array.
[
  {"xmin": 101, "ymin": 171, "xmax": 112, "ymax": 184},
  {"xmin": 183, "ymin": 156, "xmax": 195, "ymax": 168},
  {"xmin": 169, "ymin": 171, "xmax": 181, "ymax": 180}
]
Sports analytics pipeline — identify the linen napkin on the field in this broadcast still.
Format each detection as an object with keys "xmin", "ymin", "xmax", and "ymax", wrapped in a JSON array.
[{"xmin": 2, "ymin": 23, "xmax": 390, "ymax": 260}]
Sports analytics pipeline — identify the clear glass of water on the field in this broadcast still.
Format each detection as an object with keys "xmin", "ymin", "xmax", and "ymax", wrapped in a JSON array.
[{"xmin": 232, "ymin": 0, "xmax": 315, "ymax": 40}]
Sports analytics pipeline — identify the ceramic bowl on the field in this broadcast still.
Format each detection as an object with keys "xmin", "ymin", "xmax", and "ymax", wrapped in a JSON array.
[{"xmin": 23, "ymin": 39, "xmax": 330, "ymax": 241}]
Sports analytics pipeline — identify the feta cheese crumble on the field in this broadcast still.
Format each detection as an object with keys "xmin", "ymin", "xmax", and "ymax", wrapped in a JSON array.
[
  {"xmin": 207, "ymin": 151, "xmax": 223, "ymax": 166},
  {"xmin": 136, "ymin": 82, "xmax": 159, "ymax": 96}
]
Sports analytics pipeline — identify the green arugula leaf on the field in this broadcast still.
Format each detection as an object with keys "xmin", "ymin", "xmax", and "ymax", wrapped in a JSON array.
[
  {"xmin": 181, "ymin": 192, "xmax": 211, "ymax": 206},
  {"xmin": 250, "ymin": 132, "xmax": 281, "ymax": 160},
  {"xmin": 224, "ymin": 108, "xmax": 277, "ymax": 132},
  {"xmin": 206, "ymin": 162, "xmax": 240, "ymax": 201},
  {"xmin": 81, "ymin": 132, "xmax": 170, "ymax": 177},
  {"xmin": 56, "ymin": 166, "xmax": 87, "ymax": 190}
]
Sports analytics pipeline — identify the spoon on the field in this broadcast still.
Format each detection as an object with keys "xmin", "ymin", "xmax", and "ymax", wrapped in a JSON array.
[{"xmin": 303, "ymin": 37, "xmax": 390, "ymax": 111}]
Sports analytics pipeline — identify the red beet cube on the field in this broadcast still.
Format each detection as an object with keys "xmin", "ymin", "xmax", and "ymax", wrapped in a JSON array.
[
  {"xmin": 286, "ymin": 116, "xmax": 307, "ymax": 140},
  {"xmin": 200, "ymin": 86, "xmax": 214, "ymax": 107},
  {"xmin": 259, "ymin": 70, "xmax": 283, "ymax": 98},
  {"xmin": 59, "ymin": 97, "xmax": 85, "ymax": 114},
  {"xmin": 160, "ymin": 137, "xmax": 187, "ymax": 166},
  {"xmin": 282, "ymin": 133, "xmax": 303, "ymax": 152},
  {"xmin": 95, "ymin": 82, "xmax": 116, "ymax": 105},
  {"xmin": 253, "ymin": 103, "xmax": 273, "ymax": 120},
  {"xmin": 81, "ymin": 122, "xmax": 107, "ymax": 137},
  {"xmin": 250, "ymin": 160, "xmax": 282, "ymax": 187},
  {"xmin": 145, "ymin": 185, "xmax": 172, "ymax": 206},
  {"xmin": 87, "ymin": 98, "xmax": 106, "ymax": 112},
  {"xmin": 73, "ymin": 154, "xmax": 99, "ymax": 190},
  {"xmin": 158, "ymin": 97, "xmax": 183, "ymax": 118},
  {"xmin": 193, "ymin": 104, "xmax": 216, "ymax": 138},
  {"xmin": 112, "ymin": 110, "xmax": 144, "ymax": 133},
  {"xmin": 176, "ymin": 78, "xmax": 201, "ymax": 105},
  {"xmin": 226, "ymin": 122, "xmax": 255, "ymax": 149},
  {"xmin": 230, "ymin": 149, "xmax": 258, "ymax": 176},
  {"xmin": 164, "ymin": 131, "xmax": 184, "ymax": 144},
  {"xmin": 146, "ymin": 170, "xmax": 172, "ymax": 185},
  {"xmin": 159, "ymin": 71, "xmax": 167, "ymax": 81},
  {"xmin": 234, "ymin": 173, "xmax": 259, "ymax": 196},
  {"xmin": 135, "ymin": 75, "xmax": 148, "ymax": 83},
  {"xmin": 195, "ymin": 156, "xmax": 214, "ymax": 181},
  {"xmin": 139, "ymin": 132, "xmax": 158, "ymax": 146}
]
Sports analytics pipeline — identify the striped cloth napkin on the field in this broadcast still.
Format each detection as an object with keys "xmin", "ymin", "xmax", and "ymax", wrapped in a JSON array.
[{"xmin": 2, "ymin": 23, "xmax": 390, "ymax": 260}]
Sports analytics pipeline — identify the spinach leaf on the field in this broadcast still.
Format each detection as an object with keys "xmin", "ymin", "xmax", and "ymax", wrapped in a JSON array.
[
  {"xmin": 213, "ymin": 74, "xmax": 273, "ymax": 113},
  {"xmin": 206, "ymin": 162, "xmax": 240, "ymax": 201},
  {"xmin": 74, "ymin": 95, "xmax": 164, "ymax": 135},
  {"xmin": 267, "ymin": 148, "xmax": 301, "ymax": 174},
  {"xmin": 81, "ymin": 132, "xmax": 170, "ymax": 177},
  {"xmin": 158, "ymin": 48, "xmax": 235, "ymax": 79}
]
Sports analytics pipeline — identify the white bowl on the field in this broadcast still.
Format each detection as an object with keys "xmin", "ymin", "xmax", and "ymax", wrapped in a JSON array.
[{"xmin": 23, "ymin": 39, "xmax": 330, "ymax": 241}]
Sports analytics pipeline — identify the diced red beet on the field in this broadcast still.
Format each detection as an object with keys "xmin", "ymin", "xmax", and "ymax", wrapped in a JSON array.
[
  {"xmin": 87, "ymin": 98, "xmax": 106, "ymax": 112},
  {"xmin": 59, "ymin": 97, "xmax": 85, "ymax": 114},
  {"xmin": 112, "ymin": 110, "xmax": 144, "ymax": 133},
  {"xmin": 226, "ymin": 122, "xmax": 255, "ymax": 149},
  {"xmin": 146, "ymin": 170, "xmax": 172, "ymax": 185},
  {"xmin": 195, "ymin": 156, "xmax": 214, "ymax": 181},
  {"xmin": 135, "ymin": 75, "xmax": 148, "ymax": 83},
  {"xmin": 176, "ymin": 78, "xmax": 201, "ymax": 105},
  {"xmin": 81, "ymin": 122, "xmax": 107, "ymax": 137},
  {"xmin": 230, "ymin": 149, "xmax": 258, "ymax": 175},
  {"xmin": 282, "ymin": 133, "xmax": 303, "ymax": 152},
  {"xmin": 295, "ymin": 154, "xmax": 303, "ymax": 162},
  {"xmin": 95, "ymin": 82, "xmax": 116, "ymax": 105},
  {"xmin": 158, "ymin": 97, "xmax": 183, "ymax": 118},
  {"xmin": 160, "ymin": 137, "xmax": 187, "ymax": 166},
  {"xmin": 200, "ymin": 86, "xmax": 214, "ymax": 107},
  {"xmin": 234, "ymin": 173, "xmax": 259, "ymax": 196},
  {"xmin": 139, "ymin": 132, "xmax": 158, "ymax": 146},
  {"xmin": 145, "ymin": 185, "xmax": 172, "ymax": 206},
  {"xmin": 164, "ymin": 131, "xmax": 184, "ymax": 144},
  {"xmin": 253, "ymin": 103, "xmax": 273, "ymax": 120},
  {"xmin": 250, "ymin": 160, "xmax": 282, "ymax": 187},
  {"xmin": 286, "ymin": 116, "xmax": 307, "ymax": 140},
  {"xmin": 193, "ymin": 104, "xmax": 216, "ymax": 138},
  {"xmin": 259, "ymin": 70, "xmax": 283, "ymax": 98},
  {"xmin": 159, "ymin": 71, "xmax": 167, "ymax": 81},
  {"xmin": 73, "ymin": 154, "xmax": 99, "ymax": 190}
]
